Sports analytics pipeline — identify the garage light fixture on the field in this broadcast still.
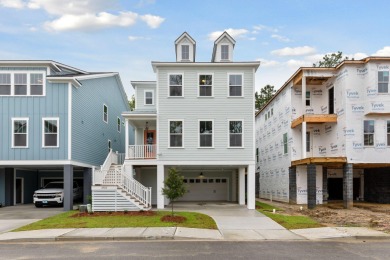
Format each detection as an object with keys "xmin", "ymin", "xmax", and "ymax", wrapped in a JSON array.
[{"xmin": 198, "ymin": 172, "xmax": 205, "ymax": 179}]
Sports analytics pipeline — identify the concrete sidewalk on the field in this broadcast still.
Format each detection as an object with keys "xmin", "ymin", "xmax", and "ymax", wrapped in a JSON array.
[{"xmin": 0, "ymin": 226, "xmax": 389, "ymax": 242}]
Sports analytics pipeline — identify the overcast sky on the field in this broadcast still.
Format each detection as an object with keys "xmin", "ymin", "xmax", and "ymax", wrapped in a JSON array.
[{"xmin": 1, "ymin": 0, "xmax": 390, "ymax": 98}]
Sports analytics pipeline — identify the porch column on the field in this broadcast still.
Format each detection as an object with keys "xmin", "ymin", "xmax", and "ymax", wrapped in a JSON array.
[
  {"xmin": 247, "ymin": 164, "xmax": 255, "ymax": 209},
  {"xmin": 125, "ymin": 118, "xmax": 129, "ymax": 158},
  {"xmin": 4, "ymin": 168, "xmax": 15, "ymax": 206},
  {"xmin": 238, "ymin": 167, "xmax": 245, "ymax": 205},
  {"xmin": 83, "ymin": 167, "xmax": 92, "ymax": 204},
  {"xmin": 307, "ymin": 164, "xmax": 316, "ymax": 209},
  {"xmin": 63, "ymin": 165, "xmax": 74, "ymax": 211},
  {"xmin": 289, "ymin": 166, "xmax": 297, "ymax": 204},
  {"xmin": 301, "ymin": 75, "xmax": 307, "ymax": 159},
  {"xmin": 157, "ymin": 164, "xmax": 164, "ymax": 209},
  {"xmin": 343, "ymin": 163, "xmax": 353, "ymax": 209},
  {"xmin": 322, "ymin": 167, "xmax": 328, "ymax": 204}
]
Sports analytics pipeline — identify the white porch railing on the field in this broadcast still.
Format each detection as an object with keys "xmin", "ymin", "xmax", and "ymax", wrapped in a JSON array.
[
  {"xmin": 93, "ymin": 149, "xmax": 118, "ymax": 185},
  {"xmin": 127, "ymin": 145, "xmax": 156, "ymax": 159}
]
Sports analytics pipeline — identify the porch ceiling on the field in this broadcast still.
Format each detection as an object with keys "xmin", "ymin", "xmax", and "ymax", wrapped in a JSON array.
[{"xmin": 291, "ymin": 157, "xmax": 347, "ymax": 167}]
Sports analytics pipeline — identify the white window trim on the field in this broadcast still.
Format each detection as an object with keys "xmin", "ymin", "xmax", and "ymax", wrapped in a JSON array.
[
  {"xmin": 221, "ymin": 44, "xmax": 230, "ymax": 61},
  {"xmin": 117, "ymin": 117, "xmax": 121, "ymax": 133},
  {"xmin": 167, "ymin": 73, "xmax": 184, "ymax": 98},
  {"xmin": 227, "ymin": 119, "xmax": 244, "ymax": 148},
  {"xmin": 197, "ymin": 73, "xmax": 214, "ymax": 98},
  {"xmin": 181, "ymin": 44, "xmax": 190, "ymax": 61},
  {"xmin": 378, "ymin": 71, "xmax": 389, "ymax": 94},
  {"xmin": 11, "ymin": 117, "xmax": 29, "ymax": 148},
  {"xmin": 198, "ymin": 119, "xmax": 214, "ymax": 148},
  {"xmin": 42, "ymin": 117, "xmax": 59, "ymax": 148},
  {"xmin": 144, "ymin": 89, "xmax": 154, "ymax": 105},
  {"xmin": 227, "ymin": 73, "xmax": 244, "ymax": 97},
  {"xmin": 103, "ymin": 104, "xmax": 108, "ymax": 123},
  {"xmin": 0, "ymin": 71, "xmax": 46, "ymax": 97},
  {"xmin": 168, "ymin": 119, "xmax": 184, "ymax": 148}
]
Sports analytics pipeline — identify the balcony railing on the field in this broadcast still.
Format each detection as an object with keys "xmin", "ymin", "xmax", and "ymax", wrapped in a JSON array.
[{"xmin": 127, "ymin": 145, "xmax": 157, "ymax": 159}]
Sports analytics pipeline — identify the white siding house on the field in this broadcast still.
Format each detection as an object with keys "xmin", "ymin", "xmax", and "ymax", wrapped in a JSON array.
[
  {"xmin": 93, "ymin": 32, "xmax": 260, "ymax": 211},
  {"xmin": 256, "ymin": 57, "xmax": 390, "ymax": 209}
]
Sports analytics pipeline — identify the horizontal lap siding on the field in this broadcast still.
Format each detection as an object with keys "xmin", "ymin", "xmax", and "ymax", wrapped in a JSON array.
[
  {"xmin": 0, "ymin": 70, "xmax": 68, "ymax": 160},
  {"xmin": 158, "ymin": 66, "xmax": 254, "ymax": 161},
  {"xmin": 71, "ymin": 76, "xmax": 129, "ymax": 166}
]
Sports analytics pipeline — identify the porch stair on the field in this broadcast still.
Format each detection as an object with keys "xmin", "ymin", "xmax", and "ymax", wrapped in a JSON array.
[{"xmin": 92, "ymin": 151, "xmax": 152, "ymax": 212}]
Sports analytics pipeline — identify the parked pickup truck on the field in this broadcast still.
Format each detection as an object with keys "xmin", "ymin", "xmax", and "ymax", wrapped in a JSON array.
[{"xmin": 33, "ymin": 181, "xmax": 82, "ymax": 207}]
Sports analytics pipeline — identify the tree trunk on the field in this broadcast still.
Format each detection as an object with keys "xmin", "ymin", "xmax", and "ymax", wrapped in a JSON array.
[{"xmin": 171, "ymin": 201, "xmax": 174, "ymax": 217}]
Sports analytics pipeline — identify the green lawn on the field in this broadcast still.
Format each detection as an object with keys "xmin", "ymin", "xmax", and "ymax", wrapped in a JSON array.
[
  {"xmin": 256, "ymin": 201, "xmax": 323, "ymax": 230},
  {"xmin": 14, "ymin": 211, "xmax": 217, "ymax": 231}
]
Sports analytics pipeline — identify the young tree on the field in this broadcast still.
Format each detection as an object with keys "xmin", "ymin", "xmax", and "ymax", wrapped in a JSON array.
[
  {"xmin": 162, "ymin": 168, "xmax": 186, "ymax": 216},
  {"xmin": 255, "ymin": 84, "xmax": 276, "ymax": 110},
  {"xmin": 313, "ymin": 51, "xmax": 346, "ymax": 67},
  {"xmin": 128, "ymin": 94, "xmax": 135, "ymax": 111}
]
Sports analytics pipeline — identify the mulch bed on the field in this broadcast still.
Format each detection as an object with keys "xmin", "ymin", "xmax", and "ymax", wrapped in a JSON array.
[
  {"xmin": 71, "ymin": 211, "xmax": 157, "ymax": 217},
  {"xmin": 160, "ymin": 215, "xmax": 187, "ymax": 223}
]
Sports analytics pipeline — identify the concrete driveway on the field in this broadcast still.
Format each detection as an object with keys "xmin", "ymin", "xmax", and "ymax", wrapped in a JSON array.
[
  {"xmin": 173, "ymin": 202, "xmax": 303, "ymax": 240},
  {"xmin": 0, "ymin": 204, "xmax": 62, "ymax": 233}
]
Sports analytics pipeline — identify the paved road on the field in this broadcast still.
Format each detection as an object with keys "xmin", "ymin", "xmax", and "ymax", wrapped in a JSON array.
[{"xmin": 0, "ymin": 240, "xmax": 389, "ymax": 259}]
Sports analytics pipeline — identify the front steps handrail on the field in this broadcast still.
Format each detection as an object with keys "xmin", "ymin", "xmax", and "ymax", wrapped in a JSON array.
[{"xmin": 93, "ymin": 149, "xmax": 119, "ymax": 185}]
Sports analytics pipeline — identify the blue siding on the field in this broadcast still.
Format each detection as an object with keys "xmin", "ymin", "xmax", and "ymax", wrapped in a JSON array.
[
  {"xmin": 71, "ymin": 75, "xmax": 129, "ymax": 166},
  {"xmin": 0, "ymin": 68, "xmax": 69, "ymax": 160}
]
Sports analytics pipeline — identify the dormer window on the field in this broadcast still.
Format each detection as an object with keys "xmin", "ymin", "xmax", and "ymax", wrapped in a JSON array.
[
  {"xmin": 181, "ymin": 45, "xmax": 189, "ymax": 60},
  {"xmin": 221, "ymin": 45, "xmax": 229, "ymax": 60}
]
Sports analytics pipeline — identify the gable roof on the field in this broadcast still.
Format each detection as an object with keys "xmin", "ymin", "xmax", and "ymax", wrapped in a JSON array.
[
  {"xmin": 174, "ymin": 32, "xmax": 196, "ymax": 61},
  {"xmin": 211, "ymin": 31, "xmax": 236, "ymax": 62}
]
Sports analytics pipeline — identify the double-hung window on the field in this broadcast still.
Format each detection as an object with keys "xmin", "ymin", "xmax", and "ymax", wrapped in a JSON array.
[
  {"xmin": 169, "ymin": 120, "xmax": 183, "ymax": 147},
  {"xmin": 103, "ymin": 104, "xmax": 108, "ymax": 123},
  {"xmin": 43, "ymin": 118, "xmax": 59, "ymax": 147},
  {"xmin": 14, "ymin": 73, "xmax": 27, "ymax": 95},
  {"xmin": 378, "ymin": 71, "xmax": 389, "ymax": 93},
  {"xmin": 199, "ymin": 120, "xmax": 213, "ymax": 147},
  {"xmin": 12, "ymin": 118, "xmax": 28, "ymax": 148},
  {"xmin": 229, "ymin": 74, "xmax": 243, "ymax": 97},
  {"xmin": 221, "ymin": 45, "xmax": 229, "ymax": 60},
  {"xmin": 199, "ymin": 75, "xmax": 212, "ymax": 96},
  {"xmin": 169, "ymin": 74, "xmax": 183, "ymax": 97},
  {"xmin": 145, "ymin": 90, "xmax": 153, "ymax": 105},
  {"xmin": 364, "ymin": 120, "xmax": 375, "ymax": 146},
  {"xmin": 0, "ymin": 73, "xmax": 11, "ymax": 95},
  {"xmin": 30, "ymin": 73, "xmax": 44, "ymax": 95},
  {"xmin": 181, "ymin": 45, "xmax": 189, "ymax": 60},
  {"xmin": 229, "ymin": 120, "xmax": 243, "ymax": 147},
  {"xmin": 283, "ymin": 133, "xmax": 288, "ymax": 154}
]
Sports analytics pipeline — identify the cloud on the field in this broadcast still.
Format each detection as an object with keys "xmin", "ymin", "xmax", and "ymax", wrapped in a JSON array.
[
  {"xmin": 286, "ymin": 59, "xmax": 312, "ymax": 68},
  {"xmin": 271, "ymin": 34, "xmax": 291, "ymax": 42},
  {"xmin": 271, "ymin": 46, "xmax": 316, "ymax": 56},
  {"xmin": 253, "ymin": 24, "xmax": 278, "ymax": 33},
  {"xmin": 140, "ymin": 14, "xmax": 165, "ymax": 29},
  {"xmin": 256, "ymin": 58, "xmax": 280, "ymax": 68},
  {"xmin": 372, "ymin": 46, "xmax": 390, "ymax": 56},
  {"xmin": 1, "ymin": 0, "xmax": 165, "ymax": 32},
  {"xmin": 128, "ymin": 35, "xmax": 150, "ymax": 41},
  {"xmin": 0, "ymin": 0, "xmax": 25, "ymax": 8},
  {"xmin": 44, "ymin": 12, "xmax": 139, "ymax": 32},
  {"xmin": 208, "ymin": 28, "xmax": 249, "ymax": 41}
]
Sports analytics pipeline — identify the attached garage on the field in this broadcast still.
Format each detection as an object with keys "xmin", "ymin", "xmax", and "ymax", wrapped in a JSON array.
[{"xmin": 180, "ymin": 177, "xmax": 229, "ymax": 201}]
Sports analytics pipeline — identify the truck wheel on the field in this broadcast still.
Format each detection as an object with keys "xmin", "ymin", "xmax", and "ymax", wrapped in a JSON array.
[{"xmin": 35, "ymin": 204, "xmax": 42, "ymax": 208}]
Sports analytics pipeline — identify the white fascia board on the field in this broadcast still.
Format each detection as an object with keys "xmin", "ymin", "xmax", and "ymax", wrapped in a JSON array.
[
  {"xmin": 151, "ymin": 61, "xmax": 260, "ymax": 72},
  {"xmin": 0, "ymin": 160, "xmax": 96, "ymax": 168},
  {"xmin": 48, "ymin": 78, "xmax": 82, "ymax": 88}
]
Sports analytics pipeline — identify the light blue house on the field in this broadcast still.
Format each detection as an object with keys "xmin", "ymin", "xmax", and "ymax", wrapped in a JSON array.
[{"xmin": 0, "ymin": 60, "xmax": 130, "ymax": 210}]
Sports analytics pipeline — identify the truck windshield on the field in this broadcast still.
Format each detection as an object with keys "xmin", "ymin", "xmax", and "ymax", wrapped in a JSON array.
[{"xmin": 44, "ymin": 183, "xmax": 64, "ymax": 189}]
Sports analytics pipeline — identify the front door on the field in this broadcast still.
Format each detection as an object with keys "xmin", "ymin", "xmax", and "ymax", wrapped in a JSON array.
[{"xmin": 144, "ymin": 130, "xmax": 156, "ymax": 158}]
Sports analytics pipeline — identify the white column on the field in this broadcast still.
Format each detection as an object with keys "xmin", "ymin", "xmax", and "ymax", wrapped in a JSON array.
[
  {"xmin": 247, "ymin": 164, "xmax": 255, "ymax": 209},
  {"xmin": 125, "ymin": 118, "xmax": 129, "ymax": 158},
  {"xmin": 157, "ymin": 164, "xmax": 165, "ymax": 209},
  {"xmin": 301, "ymin": 75, "xmax": 307, "ymax": 159},
  {"xmin": 238, "ymin": 167, "xmax": 245, "ymax": 205}
]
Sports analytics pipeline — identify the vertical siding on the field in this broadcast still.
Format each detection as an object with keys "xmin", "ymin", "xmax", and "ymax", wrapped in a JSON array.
[
  {"xmin": 71, "ymin": 76, "xmax": 129, "ymax": 166},
  {"xmin": 0, "ymin": 66, "xmax": 69, "ymax": 160},
  {"xmin": 157, "ymin": 66, "xmax": 255, "ymax": 161}
]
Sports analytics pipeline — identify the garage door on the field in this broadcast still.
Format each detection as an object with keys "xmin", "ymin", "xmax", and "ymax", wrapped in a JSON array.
[{"xmin": 179, "ymin": 178, "xmax": 228, "ymax": 201}]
